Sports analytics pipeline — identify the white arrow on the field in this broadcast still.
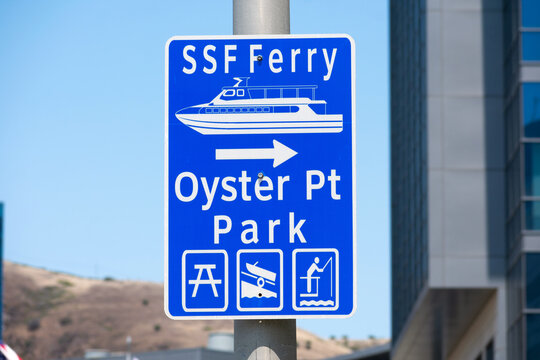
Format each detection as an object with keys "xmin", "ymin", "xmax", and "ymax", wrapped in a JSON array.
[{"xmin": 215, "ymin": 140, "xmax": 298, "ymax": 168}]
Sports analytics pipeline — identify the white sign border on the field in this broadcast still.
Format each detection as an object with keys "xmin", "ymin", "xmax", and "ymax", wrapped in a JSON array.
[{"xmin": 164, "ymin": 33, "xmax": 357, "ymax": 320}]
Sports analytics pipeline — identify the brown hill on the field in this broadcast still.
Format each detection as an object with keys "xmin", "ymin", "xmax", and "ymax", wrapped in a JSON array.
[{"xmin": 3, "ymin": 261, "xmax": 353, "ymax": 360}]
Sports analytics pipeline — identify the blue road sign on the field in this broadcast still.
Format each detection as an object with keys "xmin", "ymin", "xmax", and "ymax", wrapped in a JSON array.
[{"xmin": 165, "ymin": 34, "xmax": 356, "ymax": 319}]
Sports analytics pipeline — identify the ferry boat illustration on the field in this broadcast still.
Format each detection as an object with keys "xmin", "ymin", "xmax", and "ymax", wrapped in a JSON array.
[{"xmin": 175, "ymin": 77, "xmax": 343, "ymax": 135}]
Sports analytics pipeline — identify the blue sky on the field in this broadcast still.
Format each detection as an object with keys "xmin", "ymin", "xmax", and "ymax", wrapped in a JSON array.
[{"xmin": 0, "ymin": 0, "xmax": 389, "ymax": 339}]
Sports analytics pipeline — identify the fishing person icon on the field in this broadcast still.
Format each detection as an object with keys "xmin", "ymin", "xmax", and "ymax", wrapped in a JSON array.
[
  {"xmin": 293, "ymin": 249, "xmax": 339, "ymax": 311},
  {"xmin": 237, "ymin": 250, "xmax": 283, "ymax": 311},
  {"xmin": 303, "ymin": 257, "xmax": 333, "ymax": 295}
]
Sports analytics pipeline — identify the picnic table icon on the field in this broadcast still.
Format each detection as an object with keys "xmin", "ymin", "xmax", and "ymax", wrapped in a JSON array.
[{"xmin": 189, "ymin": 264, "xmax": 222, "ymax": 297}]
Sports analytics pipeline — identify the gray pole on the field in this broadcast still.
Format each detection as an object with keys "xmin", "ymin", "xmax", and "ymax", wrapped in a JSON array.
[
  {"xmin": 232, "ymin": 1, "xmax": 296, "ymax": 359},
  {"xmin": 233, "ymin": 0, "xmax": 290, "ymax": 35}
]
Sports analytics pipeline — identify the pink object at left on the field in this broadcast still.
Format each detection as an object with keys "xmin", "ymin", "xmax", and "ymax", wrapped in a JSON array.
[{"xmin": 0, "ymin": 343, "xmax": 22, "ymax": 360}]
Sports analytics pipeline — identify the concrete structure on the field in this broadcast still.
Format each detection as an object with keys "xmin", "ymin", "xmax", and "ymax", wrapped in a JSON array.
[
  {"xmin": 325, "ymin": 344, "xmax": 390, "ymax": 360},
  {"xmin": 390, "ymin": 0, "xmax": 540, "ymax": 359},
  {"xmin": 55, "ymin": 347, "xmax": 237, "ymax": 360},
  {"xmin": 207, "ymin": 332, "xmax": 234, "ymax": 353}
]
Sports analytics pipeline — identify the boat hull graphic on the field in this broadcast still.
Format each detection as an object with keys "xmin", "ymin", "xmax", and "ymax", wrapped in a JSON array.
[
  {"xmin": 245, "ymin": 263, "xmax": 276, "ymax": 282},
  {"xmin": 176, "ymin": 113, "xmax": 343, "ymax": 135},
  {"xmin": 175, "ymin": 78, "xmax": 344, "ymax": 135}
]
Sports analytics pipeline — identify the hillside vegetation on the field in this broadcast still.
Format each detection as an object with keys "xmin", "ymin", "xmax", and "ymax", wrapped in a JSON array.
[{"xmin": 3, "ymin": 262, "xmax": 369, "ymax": 360}]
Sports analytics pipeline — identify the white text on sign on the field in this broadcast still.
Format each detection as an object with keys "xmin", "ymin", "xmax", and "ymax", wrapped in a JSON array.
[
  {"xmin": 174, "ymin": 170, "xmax": 342, "ymax": 246},
  {"xmin": 180, "ymin": 44, "xmax": 338, "ymax": 81},
  {"xmin": 213, "ymin": 212, "xmax": 306, "ymax": 245},
  {"xmin": 174, "ymin": 170, "xmax": 342, "ymax": 211}
]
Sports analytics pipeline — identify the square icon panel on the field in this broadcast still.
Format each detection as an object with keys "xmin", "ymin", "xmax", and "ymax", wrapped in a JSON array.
[
  {"xmin": 237, "ymin": 249, "xmax": 283, "ymax": 311},
  {"xmin": 182, "ymin": 250, "xmax": 228, "ymax": 312},
  {"xmin": 293, "ymin": 248, "xmax": 338, "ymax": 311}
]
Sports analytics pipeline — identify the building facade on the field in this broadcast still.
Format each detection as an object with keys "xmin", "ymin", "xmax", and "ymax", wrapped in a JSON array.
[
  {"xmin": 391, "ymin": 0, "xmax": 540, "ymax": 359},
  {"xmin": 505, "ymin": 0, "xmax": 540, "ymax": 358}
]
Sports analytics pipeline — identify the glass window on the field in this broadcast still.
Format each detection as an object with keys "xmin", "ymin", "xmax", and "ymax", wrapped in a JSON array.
[
  {"xmin": 522, "ymin": 0, "xmax": 540, "ymax": 27},
  {"xmin": 223, "ymin": 89, "xmax": 235, "ymax": 97},
  {"xmin": 485, "ymin": 340, "xmax": 494, "ymax": 360},
  {"xmin": 527, "ymin": 254, "xmax": 540, "ymax": 308},
  {"xmin": 283, "ymin": 88, "xmax": 297, "ymax": 98},
  {"xmin": 237, "ymin": 89, "xmax": 245, "ymax": 97},
  {"xmin": 508, "ymin": 258, "xmax": 523, "ymax": 323},
  {"xmin": 523, "ymin": 83, "xmax": 540, "ymax": 138},
  {"xmin": 527, "ymin": 314, "xmax": 540, "ymax": 359},
  {"xmin": 299, "ymin": 88, "xmax": 314, "ymax": 99},
  {"xmin": 506, "ymin": 91, "xmax": 519, "ymax": 158},
  {"xmin": 267, "ymin": 89, "xmax": 280, "ymax": 98},
  {"xmin": 522, "ymin": 33, "xmax": 540, "ymax": 61},
  {"xmin": 504, "ymin": 1, "xmax": 512, "ymax": 50},
  {"xmin": 525, "ymin": 144, "xmax": 540, "ymax": 196},
  {"xmin": 508, "ymin": 154, "xmax": 521, "ymax": 214},
  {"xmin": 509, "ymin": 317, "xmax": 523, "ymax": 360},
  {"xmin": 525, "ymin": 201, "xmax": 540, "ymax": 230},
  {"xmin": 248, "ymin": 89, "xmax": 264, "ymax": 99}
]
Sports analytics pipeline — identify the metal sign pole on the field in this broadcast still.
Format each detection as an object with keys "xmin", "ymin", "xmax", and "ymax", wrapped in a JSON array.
[
  {"xmin": 233, "ymin": 0, "xmax": 290, "ymax": 35},
  {"xmin": 232, "ymin": 2, "xmax": 296, "ymax": 359}
]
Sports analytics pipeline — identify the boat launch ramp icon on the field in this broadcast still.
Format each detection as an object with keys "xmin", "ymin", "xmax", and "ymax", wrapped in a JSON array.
[
  {"xmin": 237, "ymin": 250, "xmax": 283, "ymax": 311},
  {"xmin": 241, "ymin": 261, "xmax": 277, "ymax": 298}
]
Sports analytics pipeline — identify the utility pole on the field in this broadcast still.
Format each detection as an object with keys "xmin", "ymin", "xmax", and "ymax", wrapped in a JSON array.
[
  {"xmin": 232, "ymin": 2, "xmax": 296, "ymax": 359},
  {"xmin": 233, "ymin": 0, "xmax": 290, "ymax": 35},
  {"xmin": 125, "ymin": 335, "xmax": 132, "ymax": 360}
]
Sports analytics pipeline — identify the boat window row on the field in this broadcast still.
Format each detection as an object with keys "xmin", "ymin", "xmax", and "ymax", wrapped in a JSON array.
[
  {"xmin": 221, "ymin": 87, "xmax": 317, "ymax": 100},
  {"xmin": 204, "ymin": 105, "xmax": 300, "ymax": 114},
  {"xmin": 248, "ymin": 88, "xmax": 316, "ymax": 100},
  {"xmin": 205, "ymin": 107, "xmax": 271, "ymax": 113},
  {"xmin": 223, "ymin": 89, "xmax": 245, "ymax": 97}
]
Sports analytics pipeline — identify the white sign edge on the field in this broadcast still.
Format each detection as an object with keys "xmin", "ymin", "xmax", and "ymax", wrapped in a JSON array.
[{"xmin": 164, "ymin": 33, "xmax": 357, "ymax": 320}]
